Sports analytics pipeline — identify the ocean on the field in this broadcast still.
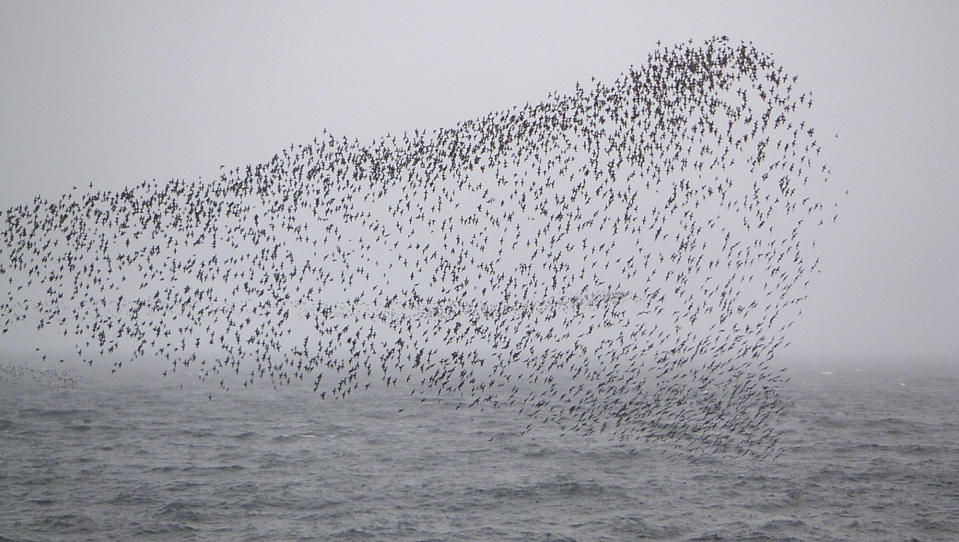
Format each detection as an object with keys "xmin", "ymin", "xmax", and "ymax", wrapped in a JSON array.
[{"xmin": 1, "ymin": 364, "xmax": 957, "ymax": 541}]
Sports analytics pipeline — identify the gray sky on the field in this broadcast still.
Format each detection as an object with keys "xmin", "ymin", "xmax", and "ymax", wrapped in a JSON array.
[{"xmin": 1, "ymin": 0, "xmax": 957, "ymax": 367}]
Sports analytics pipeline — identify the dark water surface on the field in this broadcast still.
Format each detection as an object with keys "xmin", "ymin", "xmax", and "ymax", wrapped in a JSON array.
[{"xmin": 1, "ymin": 366, "xmax": 957, "ymax": 541}]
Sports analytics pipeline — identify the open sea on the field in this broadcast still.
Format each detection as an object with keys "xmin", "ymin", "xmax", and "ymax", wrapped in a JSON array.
[{"xmin": 1, "ymin": 364, "xmax": 957, "ymax": 541}]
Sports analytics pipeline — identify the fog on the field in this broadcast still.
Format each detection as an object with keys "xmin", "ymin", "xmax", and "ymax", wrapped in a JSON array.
[{"xmin": 1, "ymin": 1, "xmax": 957, "ymax": 370}]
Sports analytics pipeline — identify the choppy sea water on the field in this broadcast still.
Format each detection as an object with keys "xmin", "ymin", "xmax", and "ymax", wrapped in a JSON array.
[{"xmin": 1, "ymin": 365, "xmax": 957, "ymax": 541}]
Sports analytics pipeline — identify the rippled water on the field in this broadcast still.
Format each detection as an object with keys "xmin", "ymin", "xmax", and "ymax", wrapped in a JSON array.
[{"xmin": 1, "ymin": 365, "xmax": 957, "ymax": 541}]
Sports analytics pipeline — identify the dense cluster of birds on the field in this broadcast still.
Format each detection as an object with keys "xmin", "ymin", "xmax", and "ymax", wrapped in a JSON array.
[
  {"xmin": 0, "ymin": 37, "xmax": 839, "ymax": 457},
  {"xmin": 0, "ymin": 363, "xmax": 80, "ymax": 388}
]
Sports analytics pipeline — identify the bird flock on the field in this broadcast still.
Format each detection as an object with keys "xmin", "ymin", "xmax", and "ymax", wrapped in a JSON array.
[
  {"xmin": 1, "ymin": 37, "xmax": 838, "ymax": 458},
  {"xmin": 0, "ymin": 362, "xmax": 80, "ymax": 388}
]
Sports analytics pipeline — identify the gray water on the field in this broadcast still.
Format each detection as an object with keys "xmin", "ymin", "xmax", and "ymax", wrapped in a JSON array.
[{"xmin": 1, "ymin": 365, "xmax": 957, "ymax": 541}]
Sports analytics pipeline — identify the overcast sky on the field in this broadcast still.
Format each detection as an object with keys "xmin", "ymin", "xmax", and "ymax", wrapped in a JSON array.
[{"xmin": 1, "ymin": 1, "xmax": 957, "ymax": 368}]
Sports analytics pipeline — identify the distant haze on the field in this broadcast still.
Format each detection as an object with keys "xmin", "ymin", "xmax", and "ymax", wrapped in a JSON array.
[{"xmin": 1, "ymin": 1, "xmax": 957, "ymax": 368}]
